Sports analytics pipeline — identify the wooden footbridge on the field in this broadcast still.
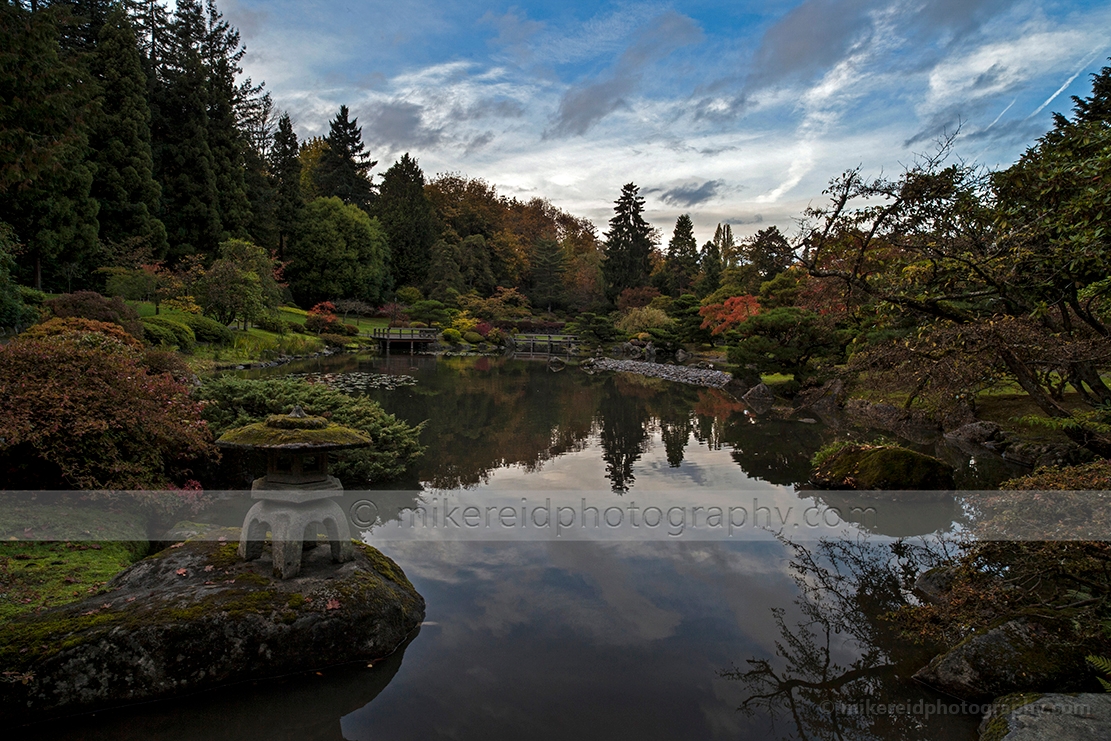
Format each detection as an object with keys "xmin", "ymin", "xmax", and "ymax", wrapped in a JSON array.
[
  {"xmin": 372, "ymin": 327, "xmax": 441, "ymax": 353},
  {"xmin": 508, "ymin": 334, "xmax": 578, "ymax": 356}
]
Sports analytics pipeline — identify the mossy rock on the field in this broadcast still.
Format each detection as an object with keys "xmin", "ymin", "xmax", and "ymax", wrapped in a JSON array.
[
  {"xmin": 810, "ymin": 444, "xmax": 955, "ymax": 490},
  {"xmin": 0, "ymin": 536, "xmax": 424, "ymax": 722}
]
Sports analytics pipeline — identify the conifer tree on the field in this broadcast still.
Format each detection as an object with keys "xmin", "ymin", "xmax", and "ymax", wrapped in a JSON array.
[
  {"xmin": 375, "ymin": 153, "xmax": 437, "ymax": 288},
  {"xmin": 426, "ymin": 236, "xmax": 464, "ymax": 302},
  {"xmin": 317, "ymin": 105, "xmax": 375, "ymax": 212},
  {"xmin": 0, "ymin": 1, "xmax": 99, "ymax": 289},
  {"xmin": 529, "ymin": 237, "xmax": 566, "ymax": 312},
  {"xmin": 88, "ymin": 5, "xmax": 167, "ymax": 255},
  {"xmin": 602, "ymin": 183, "xmax": 654, "ymax": 303},
  {"xmin": 269, "ymin": 113, "xmax": 301, "ymax": 258},
  {"xmin": 713, "ymin": 222, "xmax": 738, "ymax": 268},
  {"xmin": 698, "ymin": 239, "xmax": 722, "ymax": 296},
  {"xmin": 151, "ymin": 0, "xmax": 220, "ymax": 259},
  {"xmin": 664, "ymin": 213, "xmax": 699, "ymax": 296}
]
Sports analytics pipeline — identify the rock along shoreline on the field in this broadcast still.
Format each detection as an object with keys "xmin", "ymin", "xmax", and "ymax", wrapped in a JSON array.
[{"xmin": 580, "ymin": 357, "xmax": 734, "ymax": 388}]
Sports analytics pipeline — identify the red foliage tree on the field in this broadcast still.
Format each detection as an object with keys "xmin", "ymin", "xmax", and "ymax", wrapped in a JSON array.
[
  {"xmin": 0, "ymin": 329, "xmax": 217, "ymax": 489},
  {"xmin": 698, "ymin": 294, "xmax": 761, "ymax": 335}
]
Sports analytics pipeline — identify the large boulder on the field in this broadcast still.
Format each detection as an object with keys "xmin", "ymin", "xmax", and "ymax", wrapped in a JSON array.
[
  {"xmin": 810, "ymin": 444, "xmax": 956, "ymax": 491},
  {"xmin": 979, "ymin": 693, "xmax": 1111, "ymax": 741},
  {"xmin": 913, "ymin": 618, "xmax": 1092, "ymax": 701},
  {"xmin": 743, "ymin": 382, "xmax": 776, "ymax": 414},
  {"xmin": 0, "ymin": 533, "xmax": 424, "ymax": 723}
]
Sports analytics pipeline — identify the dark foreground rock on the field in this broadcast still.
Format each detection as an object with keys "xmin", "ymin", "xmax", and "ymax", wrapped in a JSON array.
[
  {"xmin": 979, "ymin": 693, "xmax": 1111, "ymax": 741},
  {"xmin": 913, "ymin": 618, "xmax": 1092, "ymax": 701},
  {"xmin": 0, "ymin": 533, "xmax": 424, "ymax": 723},
  {"xmin": 810, "ymin": 444, "xmax": 956, "ymax": 492}
]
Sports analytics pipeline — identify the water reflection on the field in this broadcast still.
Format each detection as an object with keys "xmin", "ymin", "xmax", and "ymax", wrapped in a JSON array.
[{"xmin": 725, "ymin": 537, "xmax": 977, "ymax": 741}]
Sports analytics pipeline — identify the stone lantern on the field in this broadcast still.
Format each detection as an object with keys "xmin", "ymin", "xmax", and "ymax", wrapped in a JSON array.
[{"xmin": 216, "ymin": 406, "xmax": 371, "ymax": 578}]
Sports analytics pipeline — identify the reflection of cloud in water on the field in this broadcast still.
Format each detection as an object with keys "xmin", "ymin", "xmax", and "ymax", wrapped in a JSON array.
[{"xmin": 344, "ymin": 540, "xmax": 799, "ymax": 740}]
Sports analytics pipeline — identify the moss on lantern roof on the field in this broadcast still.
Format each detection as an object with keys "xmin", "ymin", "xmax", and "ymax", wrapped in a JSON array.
[{"xmin": 215, "ymin": 405, "xmax": 372, "ymax": 450}]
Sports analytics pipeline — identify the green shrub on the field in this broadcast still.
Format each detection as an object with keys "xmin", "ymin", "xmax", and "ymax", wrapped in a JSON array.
[
  {"xmin": 194, "ymin": 377, "xmax": 424, "ymax": 484},
  {"xmin": 395, "ymin": 286, "xmax": 423, "ymax": 305},
  {"xmin": 44, "ymin": 291, "xmax": 143, "ymax": 337},
  {"xmin": 173, "ymin": 313, "xmax": 233, "ymax": 344},
  {"xmin": 442, "ymin": 328, "xmax": 462, "ymax": 344},
  {"xmin": 253, "ymin": 313, "xmax": 288, "ymax": 334},
  {"xmin": 140, "ymin": 321, "xmax": 179, "ymax": 348},
  {"xmin": 342, "ymin": 323, "xmax": 359, "ymax": 336},
  {"xmin": 463, "ymin": 331, "xmax": 483, "ymax": 344},
  {"xmin": 142, "ymin": 317, "xmax": 195, "ymax": 353},
  {"xmin": 320, "ymin": 333, "xmax": 350, "ymax": 348}
]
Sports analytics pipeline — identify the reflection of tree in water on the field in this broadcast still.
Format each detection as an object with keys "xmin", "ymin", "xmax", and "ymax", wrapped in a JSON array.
[
  {"xmin": 597, "ymin": 376, "xmax": 654, "ymax": 492},
  {"xmin": 725, "ymin": 536, "xmax": 973, "ymax": 741}
]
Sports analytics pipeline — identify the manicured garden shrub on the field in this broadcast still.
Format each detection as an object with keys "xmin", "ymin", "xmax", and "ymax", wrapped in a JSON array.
[
  {"xmin": 194, "ymin": 377, "xmax": 424, "ymax": 484},
  {"xmin": 463, "ymin": 331, "xmax": 483, "ymax": 344},
  {"xmin": 320, "ymin": 333, "xmax": 350, "ymax": 348},
  {"xmin": 43, "ymin": 291, "xmax": 144, "ymax": 338},
  {"xmin": 139, "ymin": 321, "xmax": 178, "ymax": 348},
  {"xmin": 21, "ymin": 317, "xmax": 143, "ymax": 350},
  {"xmin": 173, "ymin": 312, "xmax": 234, "ymax": 344},
  {"xmin": 615, "ymin": 306, "xmax": 675, "ymax": 334},
  {"xmin": 441, "ymin": 328, "xmax": 462, "ymax": 344},
  {"xmin": 142, "ymin": 316, "xmax": 195, "ymax": 352},
  {"xmin": 342, "ymin": 323, "xmax": 359, "ymax": 336}
]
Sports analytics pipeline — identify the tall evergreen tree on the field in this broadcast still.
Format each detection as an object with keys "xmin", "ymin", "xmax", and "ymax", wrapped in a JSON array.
[
  {"xmin": 317, "ymin": 105, "xmax": 375, "ymax": 211},
  {"xmin": 88, "ymin": 5, "xmax": 167, "ymax": 255},
  {"xmin": 742, "ymin": 225, "xmax": 794, "ymax": 283},
  {"xmin": 375, "ymin": 153, "xmax": 437, "ymax": 288},
  {"xmin": 0, "ymin": 1, "xmax": 99, "ymax": 289},
  {"xmin": 664, "ymin": 213, "xmax": 699, "ymax": 296},
  {"xmin": 151, "ymin": 0, "xmax": 220, "ymax": 259},
  {"xmin": 202, "ymin": 0, "xmax": 250, "ymax": 239},
  {"xmin": 602, "ymin": 183, "xmax": 654, "ymax": 303},
  {"xmin": 713, "ymin": 222, "xmax": 738, "ymax": 268},
  {"xmin": 269, "ymin": 112, "xmax": 301, "ymax": 258},
  {"xmin": 426, "ymin": 237, "xmax": 464, "ymax": 302},
  {"xmin": 698, "ymin": 239, "xmax": 722, "ymax": 296},
  {"xmin": 529, "ymin": 237, "xmax": 566, "ymax": 311}
]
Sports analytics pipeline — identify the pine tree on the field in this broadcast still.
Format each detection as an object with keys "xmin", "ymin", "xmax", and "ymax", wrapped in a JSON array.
[
  {"xmin": 742, "ymin": 226, "xmax": 794, "ymax": 283},
  {"xmin": 426, "ymin": 236, "xmax": 464, "ymax": 302},
  {"xmin": 664, "ymin": 213, "xmax": 699, "ymax": 296},
  {"xmin": 88, "ymin": 5, "xmax": 167, "ymax": 255},
  {"xmin": 375, "ymin": 153, "xmax": 437, "ymax": 288},
  {"xmin": 602, "ymin": 183, "xmax": 654, "ymax": 303},
  {"xmin": 269, "ymin": 113, "xmax": 301, "ymax": 258},
  {"xmin": 0, "ymin": 2, "xmax": 99, "ymax": 290},
  {"xmin": 317, "ymin": 105, "xmax": 375, "ymax": 212}
]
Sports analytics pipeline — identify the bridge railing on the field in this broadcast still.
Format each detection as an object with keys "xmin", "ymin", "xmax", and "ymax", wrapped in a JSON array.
[{"xmin": 371, "ymin": 328, "xmax": 441, "ymax": 340}]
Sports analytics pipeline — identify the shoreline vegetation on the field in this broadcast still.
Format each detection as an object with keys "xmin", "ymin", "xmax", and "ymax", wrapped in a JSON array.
[{"xmin": 1, "ymin": 0, "xmax": 1110, "ymax": 733}]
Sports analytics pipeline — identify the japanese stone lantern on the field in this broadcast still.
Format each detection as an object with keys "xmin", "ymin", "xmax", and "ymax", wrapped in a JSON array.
[{"xmin": 216, "ymin": 406, "xmax": 371, "ymax": 578}]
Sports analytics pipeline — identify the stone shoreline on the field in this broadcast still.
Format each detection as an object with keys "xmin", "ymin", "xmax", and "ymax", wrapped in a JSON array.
[{"xmin": 581, "ymin": 357, "xmax": 734, "ymax": 388}]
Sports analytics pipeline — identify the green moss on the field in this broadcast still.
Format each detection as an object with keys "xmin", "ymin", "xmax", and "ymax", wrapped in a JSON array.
[
  {"xmin": 287, "ymin": 593, "xmax": 306, "ymax": 609},
  {"xmin": 978, "ymin": 693, "xmax": 1042, "ymax": 741},
  {"xmin": 216, "ymin": 420, "xmax": 371, "ymax": 448},
  {"xmin": 207, "ymin": 543, "xmax": 241, "ymax": 568},
  {"xmin": 357, "ymin": 543, "xmax": 414, "ymax": 590},
  {"xmin": 812, "ymin": 444, "xmax": 955, "ymax": 489}
]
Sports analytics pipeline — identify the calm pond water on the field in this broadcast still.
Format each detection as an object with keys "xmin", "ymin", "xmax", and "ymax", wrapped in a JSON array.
[{"xmin": 26, "ymin": 355, "xmax": 1023, "ymax": 741}]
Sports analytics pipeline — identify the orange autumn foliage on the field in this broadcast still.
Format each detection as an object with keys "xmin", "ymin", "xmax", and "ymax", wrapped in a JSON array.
[{"xmin": 698, "ymin": 294, "xmax": 761, "ymax": 335}]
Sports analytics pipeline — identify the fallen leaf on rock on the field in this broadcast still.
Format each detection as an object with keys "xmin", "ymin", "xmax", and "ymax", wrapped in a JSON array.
[
  {"xmin": 170, "ymin": 542, "xmax": 185, "ymax": 548},
  {"xmin": 204, "ymin": 565, "xmax": 214, "ymax": 572},
  {"xmin": 175, "ymin": 568, "xmax": 187, "ymax": 576},
  {"xmin": 325, "ymin": 598, "xmax": 340, "ymax": 611}
]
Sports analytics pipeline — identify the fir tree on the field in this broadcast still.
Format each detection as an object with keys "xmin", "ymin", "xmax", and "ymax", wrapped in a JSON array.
[
  {"xmin": 529, "ymin": 237, "xmax": 566, "ymax": 312},
  {"xmin": 88, "ymin": 5, "xmax": 167, "ymax": 255},
  {"xmin": 698, "ymin": 239, "xmax": 722, "ymax": 296},
  {"xmin": 269, "ymin": 113, "xmax": 301, "ymax": 258},
  {"xmin": 151, "ymin": 0, "xmax": 220, "ymax": 259},
  {"xmin": 317, "ymin": 105, "xmax": 375, "ymax": 212},
  {"xmin": 713, "ymin": 222, "xmax": 738, "ymax": 268},
  {"xmin": 0, "ymin": 2, "xmax": 99, "ymax": 289},
  {"xmin": 426, "ymin": 236, "xmax": 464, "ymax": 302},
  {"xmin": 202, "ymin": 0, "xmax": 250, "ymax": 240},
  {"xmin": 664, "ymin": 213, "xmax": 699, "ymax": 296},
  {"xmin": 602, "ymin": 183, "xmax": 654, "ymax": 303},
  {"xmin": 375, "ymin": 153, "xmax": 437, "ymax": 288}
]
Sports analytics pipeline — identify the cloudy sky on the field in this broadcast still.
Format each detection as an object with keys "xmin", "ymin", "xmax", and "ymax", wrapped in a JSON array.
[{"xmin": 222, "ymin": 0, "xmax": 1110, "ymax": 243}]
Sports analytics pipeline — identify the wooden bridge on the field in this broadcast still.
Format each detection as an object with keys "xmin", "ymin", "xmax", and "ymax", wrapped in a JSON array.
[
  {"xmin": 508, "ymin": 334, "xmax": 578, "ymax": 355},
  {"xmin": 372, "ymin": 327, "xmax": 441, "ymax": 353}
]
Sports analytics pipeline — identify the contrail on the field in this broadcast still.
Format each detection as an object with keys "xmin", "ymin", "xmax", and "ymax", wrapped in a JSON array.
[
  {"xmin": 1025, "ymin": 48, "xmax": 1103, "ymax": 119},
  {"xmin": 984, "ymin": 98, "xmax": 1016, "ymax": 132}
]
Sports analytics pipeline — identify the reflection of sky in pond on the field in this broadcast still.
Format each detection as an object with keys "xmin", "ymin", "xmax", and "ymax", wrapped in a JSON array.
[{"xmin": 341, "ymin": 541, "xmax": 797, "ymax": 740}]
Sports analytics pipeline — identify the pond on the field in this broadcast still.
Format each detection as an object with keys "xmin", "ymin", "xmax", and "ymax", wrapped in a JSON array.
[{"xmin": 26, "ymin": 355, "xmax": 1023, "ymax": 741}]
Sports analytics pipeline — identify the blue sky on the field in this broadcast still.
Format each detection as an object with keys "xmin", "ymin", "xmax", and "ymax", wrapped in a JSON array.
[{"xmin": 222, "ymin": 0, "xmax": 1111, "ymax": 243}]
